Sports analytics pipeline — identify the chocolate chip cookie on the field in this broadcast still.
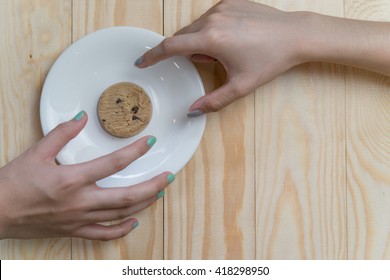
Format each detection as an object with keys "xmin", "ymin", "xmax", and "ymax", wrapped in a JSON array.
[{"xmin": 97, "ymin": 82, "xmax": 152, "ymax": 138}]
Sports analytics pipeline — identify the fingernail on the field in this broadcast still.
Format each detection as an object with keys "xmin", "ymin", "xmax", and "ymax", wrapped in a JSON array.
[
  {"xmin": 134, "ymin": 56, "xmax": 143, "ymax": 66},
  {"xmin": 147, "ymin": 136, "xmax": 157, "ymax": 148},
  {"xmin": 157, "ymin": 190, "xmax": 165, "ymax": 199},
  {"xmin": 187, "ymin": 109, "xmax": 204, "ymax": 118},
  {"xmin": 132, "ymin": 221, "xmax": 139, "ymax": 229},
  {"xmin": 167, "ymin": 173, "xmax": 175, "ymax": 184},
  {"xmin": 73, "ymin": 110, "xmax": 85, "ymax": 121}
]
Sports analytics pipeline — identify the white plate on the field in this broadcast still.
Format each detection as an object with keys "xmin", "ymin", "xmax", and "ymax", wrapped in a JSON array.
[{"xmin": 40, "ymin": 27, "xmax": 206, "ymax": 188}]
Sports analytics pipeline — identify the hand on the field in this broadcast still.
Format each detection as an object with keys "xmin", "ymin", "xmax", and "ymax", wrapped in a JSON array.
[
  {"xmin": 0, "ymin": 111, "xmax": 174, "ymax": 241},
  {"xmin": 135, "ymin": 0, "xmax": 306, "ymax": 114},
  {"xmin": 136, "ymin": 0, "xmax": 390, "ymax": 116}
]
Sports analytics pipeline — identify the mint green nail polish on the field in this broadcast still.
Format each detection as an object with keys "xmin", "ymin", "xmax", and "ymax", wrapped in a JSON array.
[
  {"xmin": 157, "ymin": 190, "xmax": 165, "ymax": 199},
  {"xmin": 73, "ymin": 111, "xmax": 85, "ymax": 121},
  {"xmin": 167, "ymin": 173, "xmax": 175, "ymax": 184},
  {"xmin": 132, "ymin": 221, "xmax": 139, "ymax": 229},
  {"xmin": 147, "ymin": 136, "xmax": 157, "ymax": 148}
]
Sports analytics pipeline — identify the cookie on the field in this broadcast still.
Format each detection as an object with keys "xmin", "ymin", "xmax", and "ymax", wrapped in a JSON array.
[{"xmin": 97, "ymin": 82, "xmax": 152, "ymax": 138}]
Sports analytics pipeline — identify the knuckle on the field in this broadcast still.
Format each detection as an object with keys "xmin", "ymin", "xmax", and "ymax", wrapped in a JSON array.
[
  {"xmin": 160, "ymin": 37, "xmax": 176, "ymax": 53},
  {"xmin": 205, "ymin": 98, "xmax": 225, "ymax": 112},
  {"xmin": 121, "ymin": 195, "xmax": 137, "ymax": 206},
  {"xmin": 230, "ymin": 83, "xmax": 246, "ymax": 98},
  {"xmin": 58, "ymin": 168, "xmax": 81, "ymax": 188},
  {"xmin": 213, "ymin": 0, "xmax": 230, "ymax": 12},
  {"xmin": 65, "ymin": 175, "xmax": 81, "ymax": 187},
  {"xmin": 202, "ymin": 24, "xmax": 229, "ymax": 49},
  {"xmin": 204, "ymin": 26, "xmax": 219, "ymax": 42},
  {"xmin": 110, "ymin": 154, "xmax": 129, "ymax": 171},
  {"xmin": 54, "ymin": 122, "xmax": 72, "ymax": 139},
  {"xmin": 151, "ymin": 175, "xmax": 167, "ymax": 193},
  {"xmin": 44, "ymin": 174, "xmax": 71, "ymax": 200}
]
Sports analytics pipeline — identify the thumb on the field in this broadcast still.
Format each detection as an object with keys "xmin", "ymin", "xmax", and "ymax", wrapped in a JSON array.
[
  {"xmin": 37, "ymin": 111, "xmax": 88, "ymax": 160},
  {"xmin": 188, "ymin": 79, "xmax": 246, "ymax": 116}
]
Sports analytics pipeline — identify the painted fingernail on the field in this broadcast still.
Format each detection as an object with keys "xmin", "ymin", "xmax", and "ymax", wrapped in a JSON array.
[
  {"xmin": 157, "ymin": 190, "xmax": 165, "ymax": 199},
  {"xmin": 147, "ymin": 136, "xmax": 157, "ymax": 148},
  {"xmin": 73, "ymin": 110, "xmax": 85, "ymax": 121},
  {"xmin": 187, "ymin": 109, "xmax": 204, "ymax": 118},
  {"xmin": 167, "ymin": 173, "xmax": 175, "ymax": 184},
  {"xmin": 132, "ymin": 221, "xmax": 139, "ymax": 229},
  {"xmin": 134, "ymin": 56, "xmax": 143, "ymax": 66}
]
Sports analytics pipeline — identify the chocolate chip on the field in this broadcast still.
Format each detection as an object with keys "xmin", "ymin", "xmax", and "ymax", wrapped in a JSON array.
[
  {"xmin": 131, "ymin": 106, "xmax": 139, "ymax": 114},
  {"xmin": 102, "ymin": 119, "xmax": 106, "ymax": 122},
  {"xmin": 132, "ymin": 115, "xmax": 140, "ymax": 121},
  {"xmin": 116, "ymin": 98, "xmax": 122, "ymax": 104}
]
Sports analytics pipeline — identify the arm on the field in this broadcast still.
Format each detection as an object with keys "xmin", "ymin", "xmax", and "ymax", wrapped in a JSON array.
[
  {"xmin": 0, "ymin": 111, "xmax": 174, "ymax": 240},
  {"xmin": 301, "ymin": 12, "xmax": 390, "ymax": 76},
  {"xmin": 135, "ymin": 0, "xmax": 390, "ymax": 115}
]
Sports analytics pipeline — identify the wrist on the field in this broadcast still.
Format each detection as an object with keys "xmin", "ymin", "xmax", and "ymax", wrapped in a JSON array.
[
  {"xmin": 287, "ymin": 11, "xmax": 332, "ymax": 64},
  {"xmin": 293, "ymin": 11, "xmax": 390, "ymax": 76},
  {"xmin": 281, "ymin": 11, "xmax": 325, "ymax": 68},
  {"xmin": 296, "ymin": 12, "xmax": 352, "ymax": 64}
]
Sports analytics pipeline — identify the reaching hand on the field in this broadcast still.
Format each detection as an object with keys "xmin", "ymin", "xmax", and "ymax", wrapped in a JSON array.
[
  {"xmin": 0, "ymin": 111, "xmax": 174, "ymax": 241},
  {"xmin": 136, "ymin": 0, "xmax": 390, "ymax": 116},
  {"xmin": 136, "ymin": 0, "xmax": 305, "ymax": 115}
]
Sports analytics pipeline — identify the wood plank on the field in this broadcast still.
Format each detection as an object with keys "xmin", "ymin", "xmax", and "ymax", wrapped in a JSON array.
[
  {"xmin": 0, "ymin": 0, "xmax": 72, "ymax": 259},
  {"xmin": 254, "ymin": 0, "xmax": 346, "ymax": 259},
  {"xmin": 344, "ymin": 0, "xmax": 390, "ymax": 260},
  {"xmin": 72, "ymin": 0, "xmax": 163, "ymax": 42},
  {"xmin": 71, "ymin": 0, "xmax": 164, "ymax": 260},
  {"xmin": 163, "ymin": 0, "xmax": 256, "ymax": 259}
]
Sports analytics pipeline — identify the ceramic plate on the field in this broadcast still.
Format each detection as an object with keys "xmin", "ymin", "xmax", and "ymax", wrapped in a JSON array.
[{"xmin": 40, "ymin": 27, "xmax": 206, "ymax": 187}]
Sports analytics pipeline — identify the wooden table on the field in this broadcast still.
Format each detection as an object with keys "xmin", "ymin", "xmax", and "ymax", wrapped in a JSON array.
[{"xmin": 0, "ymin": 0, "xmax": 389, "ymax": 260}]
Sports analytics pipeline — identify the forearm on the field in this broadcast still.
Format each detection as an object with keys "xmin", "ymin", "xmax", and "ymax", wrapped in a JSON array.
[{"xmin": 297, "ymin": 12, "xmax": 390, "ymax": 76}]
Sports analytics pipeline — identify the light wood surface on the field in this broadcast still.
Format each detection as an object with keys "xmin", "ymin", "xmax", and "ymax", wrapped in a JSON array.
[
  {"xmin": 0, "ymin": 0, "xmax": 389, "ymax": 260},
  {"xmin": 344, "ymin": 0, "xmax": 390, "ymax": 260}
]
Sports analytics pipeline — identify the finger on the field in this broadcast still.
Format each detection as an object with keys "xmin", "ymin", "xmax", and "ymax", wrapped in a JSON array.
[
  {"xmin": 74, "ymin": 135, "xmax": 157, "ymax": 183},
  {"xmin": 88, "ymin": 172, "xmax": 174, "ymax": 210},
  {"xmin": 37, "ymin": 111, "xmax": 87, "ymax": 160},
  {"xmin": 85, "ymin": 191, "xmax": 165, "ymax": 223},
  {"xmin": 72, "ymin": 218, "xmax": 138, "ymax": 241},
  {"xmin": 188, "ymin": 76, "xmax": 252, "ymax": 114},
  {"xmin": 135, "ymin": 34, "xmax": 205, "ymax": 68}
]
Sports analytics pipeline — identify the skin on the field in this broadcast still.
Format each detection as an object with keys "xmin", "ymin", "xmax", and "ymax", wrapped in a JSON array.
[
  {"xmin": 136, "ymin": 0, "xmax": 390, "ymax": 114},
  {"xmin": 0, "ymin": 112, "xmax": 173, "ymax": 241}
]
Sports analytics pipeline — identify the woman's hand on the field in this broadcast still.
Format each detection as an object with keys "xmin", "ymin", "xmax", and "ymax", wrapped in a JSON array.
[
  {"xmin": 136, "ymin": 0, "xmax": 306, "ymax": 114},
  {"xmin": 0, "ymin": 111, "xmax": 174, "ymax": 241},
  {"xmin": 136, "ymin": 0, "xmax": 390, "ymax": 115}
]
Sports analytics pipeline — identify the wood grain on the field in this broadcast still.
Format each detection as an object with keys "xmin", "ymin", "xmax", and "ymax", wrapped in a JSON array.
[
  {"xmin": 164, "ymin": 0, "xmax": 256, "ymax": 259},
  {"xmin": 72, "ymin": 0, "xmax": 162, "ymax": 42},
  {"xmin": 345, "ymin": 0, "xmax": 390, "ymax": 259},
  {"xmin": 0, "ymin": 0, "xmax": 72, "ymax": 259},
  {"xmin": 0, "ymin": 0, "xmax": 389, "ymax": 260},
  {"xmin": 254, "ymin": 0, "xmax": 346, "ymax": 259},
  {"xmin": 71, "ymin": 0, "xmax": 164, "ymax": 260}
]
